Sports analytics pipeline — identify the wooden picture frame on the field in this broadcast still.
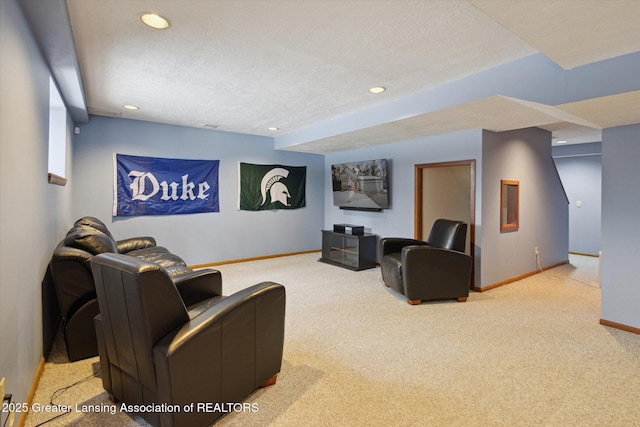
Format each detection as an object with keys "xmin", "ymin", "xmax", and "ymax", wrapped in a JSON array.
[{"xmin": 500, "ymin": 180, "xmax": 519, "ymax": 232}]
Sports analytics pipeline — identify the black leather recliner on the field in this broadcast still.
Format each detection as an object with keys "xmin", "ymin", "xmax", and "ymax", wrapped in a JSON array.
[
  {"xmin": 380, "ymin": 219, "xmax": 472, "ymax": 305},
  {"xmin": 91, "ymin": 252, "xmax": 286, "ymax": 427},
  {"xmin": 49, "ymin": 216, "xmax": 218, "ymax": 361}
]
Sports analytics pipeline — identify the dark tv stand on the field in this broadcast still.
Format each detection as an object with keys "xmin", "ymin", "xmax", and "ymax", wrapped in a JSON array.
[{"xmin": 319, "ymin": 230, "xmax": 376, "ymax": 271}]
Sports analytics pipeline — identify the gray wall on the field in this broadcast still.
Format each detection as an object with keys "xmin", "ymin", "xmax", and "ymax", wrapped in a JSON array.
[
  {"xmin": 481, "ymin": 128, "xmax": 569, "ymax": 288},
  {"xmin": 72, "ymin": 116, "xmax": 325, "ymax": 265},
  {"xmin": 601, "ymin": 124, "xmax": 640, "ymax": 329},
  {"xmin": 0, "ymin": 0, "xmax": 73, "ymax": 405},
  {"xmin": 553, "ymin": 142, "xmax": 602, "ymax": 255}
]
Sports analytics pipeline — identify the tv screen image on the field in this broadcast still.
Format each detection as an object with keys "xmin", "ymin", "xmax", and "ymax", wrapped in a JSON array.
[{"xmin": 331, "ymin": 159, "xmax": 389, "ymax": 211}]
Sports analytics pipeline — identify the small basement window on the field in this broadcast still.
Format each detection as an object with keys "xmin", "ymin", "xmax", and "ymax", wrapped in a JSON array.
[{"xmin": 48, "ymin": 77, "xmax": 68, "ymax": 186}]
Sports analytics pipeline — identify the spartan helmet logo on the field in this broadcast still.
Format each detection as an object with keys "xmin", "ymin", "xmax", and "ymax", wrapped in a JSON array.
[{"xmin": 261, "ymin": 168, "xmax": 291, "ymax": 206}]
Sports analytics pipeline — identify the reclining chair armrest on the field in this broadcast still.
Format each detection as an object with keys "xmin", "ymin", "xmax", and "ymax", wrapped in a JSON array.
[
  {"xmin": 116, "ymin": 237, "xmax": 157, "ymax": 253},
  {"xmin": 50, "ymin": 246, "xmax": 94, "ymax": 315},
  {"xmin": 380, "ymin": 237, "xmax": 427, "ymax": 257},
  {"xmin": 53, "ymin": 245, "xmax": 93, "ymax": 262},
  {"xmin": 172, "ymin": 268, "xmax": 223, "ymax": 307},
  {"xmin": 401, "ymin": 246, "xmax": 472, "ymax": 301},
  {"xmin": 153, "ymin": 282, "xmax": 285, "ymax": 406},
  {"xmin": 155, "ymin": 281, "xmax": 285, "ymax": 356}
]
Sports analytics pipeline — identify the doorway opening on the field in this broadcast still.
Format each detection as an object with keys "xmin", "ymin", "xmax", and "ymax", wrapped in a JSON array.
[{"xmin": 415, "ymin": 160, "xmax": 476, "ymax": 288}]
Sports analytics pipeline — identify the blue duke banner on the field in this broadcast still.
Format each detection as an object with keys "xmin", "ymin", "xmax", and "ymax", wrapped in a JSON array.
[{"xmin": 114, "ymin": 154, "xmax": 219, "ymax": 216}]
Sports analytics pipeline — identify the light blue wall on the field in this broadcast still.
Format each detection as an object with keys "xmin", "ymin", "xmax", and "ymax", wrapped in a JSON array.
[
  {"xmin": 323, "ymin": 130, "xmax": 483, "ymax": 287},
  {"xmin": 323, "ymin": 129, "xmax": 482, "ymax": 247},
  {"xmin": 481, "ymin": 128, "xmax": 569, "ymax": 288},
  {"xmin": 601, "ymin": 124, "xmax": 640, "ymax": 329},
  {"xmin": 72, "ymin": 116, "xmax": 324, "ymax": 265},
  {"xmin": 0, "ymin": 0, "xmax": 74, "ymax": 406},
  {"xmin": 553, "ymin": 143, "xmax": 602, "ymax": 255},
  {"xmin": 322, "ymin": 127, "xmax": 569, "ymax": 291}
]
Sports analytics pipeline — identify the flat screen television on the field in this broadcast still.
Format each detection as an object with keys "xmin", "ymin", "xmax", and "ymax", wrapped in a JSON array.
[{"xmin": 331, "ymin": 159, "xmax": 389, "ymax": 211}]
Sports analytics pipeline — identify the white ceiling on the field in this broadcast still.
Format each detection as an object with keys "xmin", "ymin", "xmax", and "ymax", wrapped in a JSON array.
[{"xmin": 64, "ymin": 0, "xmax": 640, "ymax": 153}]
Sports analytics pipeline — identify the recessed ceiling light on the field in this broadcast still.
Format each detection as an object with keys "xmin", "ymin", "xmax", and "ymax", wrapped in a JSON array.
[
  {"xmin": 140, "ymin": 13, "xmax": 171, "ymax": 30},
  {"xmin": 369, "ymin": 86, "xmax": 386, "ymax": 94},
  {"xmin": 123, "ymin": 105, "xmax": 139, "ymax": 110},
  {"xmin": 268, "ymin": 127, "xmax": 279, "ymax": 131}
]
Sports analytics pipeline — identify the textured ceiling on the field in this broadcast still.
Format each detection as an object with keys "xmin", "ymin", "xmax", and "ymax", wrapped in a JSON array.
[
  {"xmin": 63, "ymin": 0, "xmax": 640, "ymax": 152},
  {"xmin": 471, "ymin": 0, "xmax": 640, "ymax": 69}
]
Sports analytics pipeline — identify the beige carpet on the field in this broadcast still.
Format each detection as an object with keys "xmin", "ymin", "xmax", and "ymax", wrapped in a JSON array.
[{"xmin": 25, "ymin": 254, "xmax": 640, "ymax": 427}]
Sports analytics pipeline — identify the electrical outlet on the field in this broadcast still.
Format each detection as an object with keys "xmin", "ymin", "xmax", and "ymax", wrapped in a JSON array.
[{"xmin": 534, "ymin": 247, "xmax": 539, "ymax": 256}]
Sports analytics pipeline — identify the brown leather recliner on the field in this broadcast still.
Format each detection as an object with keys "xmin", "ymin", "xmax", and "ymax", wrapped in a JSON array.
[
  {"xmin": 380, "ymin": 219, "xmax": 472, "ymax": 305},
  {"xmin": 91, "ymin": 252, "xmax": 286, "ymax": 427}
]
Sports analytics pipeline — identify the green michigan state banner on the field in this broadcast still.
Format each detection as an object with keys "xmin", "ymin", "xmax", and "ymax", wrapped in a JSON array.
[{"xmin": 239, "ymin": 163, "xmax": 306, "ymax": 211}]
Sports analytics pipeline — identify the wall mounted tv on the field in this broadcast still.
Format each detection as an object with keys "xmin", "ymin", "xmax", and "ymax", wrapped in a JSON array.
[{"xmin": 331, "ymin": 159, "xmax": 389, "ymax": 212}]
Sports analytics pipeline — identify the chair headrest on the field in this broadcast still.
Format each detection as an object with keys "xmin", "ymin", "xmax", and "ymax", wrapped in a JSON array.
[
  {"xmin": 63, "ymin": 225, "xmax": 117, "ymax": 255},
  {"xmin": 426, "ymin": 219, "xmax": 467, "ymax": 252},
  {"xmin": 74, "ymin": 216, "xmax": 115, "ymax": 241}
]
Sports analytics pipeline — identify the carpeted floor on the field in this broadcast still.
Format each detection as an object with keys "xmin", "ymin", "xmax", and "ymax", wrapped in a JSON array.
[{"xmin": 25, "ymin": 254, "xmax": 640, "ymax": 427}]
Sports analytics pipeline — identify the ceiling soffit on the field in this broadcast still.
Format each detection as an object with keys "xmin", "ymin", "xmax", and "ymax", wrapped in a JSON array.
[{"xmin": 283, "ymin": 94, "xmax": 639, "ymax": 154}]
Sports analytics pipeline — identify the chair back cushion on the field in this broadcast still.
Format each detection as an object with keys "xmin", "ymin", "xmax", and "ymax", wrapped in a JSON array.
[
  {"xmin": 91, "ymin": 253, "xmax": 189, "ymax": 390},
  {"xmin": 64, "ymin": 226, "xmax": 117, "ymax": 255},
  {"xmin": 426, "ymin": 219, "xmax": 467, "ymax": 252},
  {"xmin": 74, "ymin": 216, "xmax": 116, "ymax": 241}
]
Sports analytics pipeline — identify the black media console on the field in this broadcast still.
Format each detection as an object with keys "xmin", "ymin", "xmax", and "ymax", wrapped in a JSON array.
[{"xmin": 319, "ymin": 225, "xmax": 376, "ymax": 271}]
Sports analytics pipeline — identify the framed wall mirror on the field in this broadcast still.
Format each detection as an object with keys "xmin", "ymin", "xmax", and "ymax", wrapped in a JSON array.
[{"xmin": 500, "ymin": 180, "xmax": 519, "ymax": 232}]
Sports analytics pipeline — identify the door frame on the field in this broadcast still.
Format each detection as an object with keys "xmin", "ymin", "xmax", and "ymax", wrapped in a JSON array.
[{"xmin": 415, "ymin": 159, "xmax": 476, "ymax": 288}]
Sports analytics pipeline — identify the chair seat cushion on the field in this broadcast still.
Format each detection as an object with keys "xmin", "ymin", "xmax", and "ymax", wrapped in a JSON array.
[{"xmin": 380, "ymin": 253, "xmax": 404, "ymax": 294}]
